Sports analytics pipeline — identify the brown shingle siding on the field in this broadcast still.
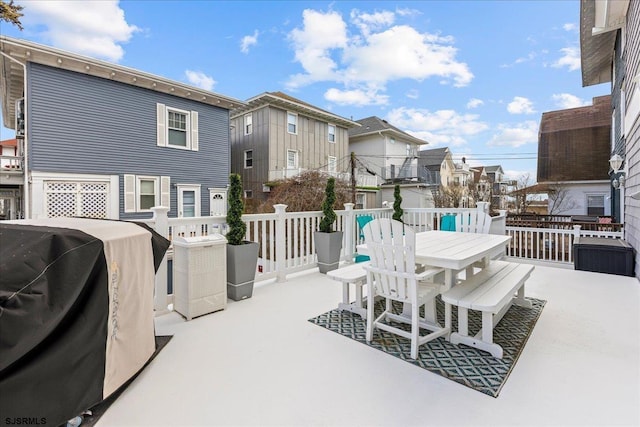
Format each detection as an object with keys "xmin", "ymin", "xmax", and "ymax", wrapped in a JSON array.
[{"xmin": 537, "ymin": 95, "xmax": 611, "ymax": 182}]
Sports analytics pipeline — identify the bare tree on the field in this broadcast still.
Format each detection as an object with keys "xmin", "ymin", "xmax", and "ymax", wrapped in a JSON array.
[
  {"xmin": 511, "ymin": 173, "xmax": 535, "ymax": 214},
  {"xmin": 433, "ymin": 184, "xmax": 467, "ymax": 208},
  {"xmin": 547, "ymin": 184, "xmax": 577, "ymax": 215},
  {"xmin": 1, "ymin": 0, "xmax": 23, "ymax": 30}
]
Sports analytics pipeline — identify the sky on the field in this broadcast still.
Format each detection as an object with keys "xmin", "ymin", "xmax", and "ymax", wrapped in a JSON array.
[{"xmin": 0, "ymin": 0, "xmax": 611, "ymax": 181}]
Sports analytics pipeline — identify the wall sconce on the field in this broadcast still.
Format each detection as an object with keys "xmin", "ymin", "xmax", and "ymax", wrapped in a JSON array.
[{"xmin": 609, "ymin": 154, "xmax": 625, "ymax": 188}]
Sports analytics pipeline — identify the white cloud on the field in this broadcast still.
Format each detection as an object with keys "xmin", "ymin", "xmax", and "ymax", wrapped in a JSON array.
[
  {"xmin": 563, "ymin": 23, "xmax": 578, "ymax": 32},
  {"xmin": 406, "ymin": 89, "xmax": 419, "ymax": 99},
  {"xmin": 286, "ymin": 8, "xmax": 473, "ymax": 104},
  {"xmin": 185, "ymin": 70, "xmax": 216, "ymax": 91},
  {"xmin": 487, "ymin": 121, "xmax": 538, "ymax": 147},
  {"xmin": 350, "ymin": 9, "xmax": 395, "ymax": 37},
  {"xmin": 324, "ymin": 87, "xmax": 388, "ymax": 106},
  {"xmin": 387, "ymin": 107, "xmax": 489, "ymax": 147},
  {"xmin": 507, "ymin": 96, "xmax": 536, "ymax": 114},
  {"xmin": 552, "ymin": 46, "xmax": 580, "ymax": 71},
  {"xmin": 552, "ymin": 93, "xmax": 589, "ymax": 109},
  {"xmin": 20, "ymin": 0, "xmax": 139, "ymax": 62},
  {"xmin": 240, "ymin": 30, "xmax": 259, "ymax": 54},
  {"xmin": 467, "ymin": 98, "xmax": 484, "ymax": 109},
  {"xmin": 501, "ymin": 52, "xmax": 537, "ymax": 68}
]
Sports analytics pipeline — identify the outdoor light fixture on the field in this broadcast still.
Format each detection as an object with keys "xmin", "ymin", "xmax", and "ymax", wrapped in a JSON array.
[
  {"xmin": 609, "ymin": 154, "xmax": 625, "ymax": 188},
  {"xmin": 609, "ymin": 154, "xmax": 624, "ymax": 173}
]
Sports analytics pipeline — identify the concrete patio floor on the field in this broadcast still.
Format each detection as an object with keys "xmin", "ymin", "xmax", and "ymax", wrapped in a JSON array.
[{"xmin": 96, "ymin": 262, "xmax": 640, "ymax": 426}]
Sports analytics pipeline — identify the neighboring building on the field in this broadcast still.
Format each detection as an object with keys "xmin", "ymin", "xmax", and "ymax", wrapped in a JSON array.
[
  {"xmin": 229, "ymin": 92, "xmax": 360, "ymax": 203},
  {"xmin": 579, "ymin": 0, "xmax": 640, "ymax": 276},
  {"xmin": 0, "ymin": 138, "xmax": 21, "ymax": 219},
  {"xmin": 483, "ymin": 165, "xmax": 509, "ymax": 211},
  {"xmin": 418, "ymin": 147, "xmax": 450, "ymax": 187},
  {"xmin": 537, "ymin": 95, "xmax": 612, "ymax": 217},
  {"xmin": 0, "ymin": 36, "xmax": 244, "ymax": 220},
  {"xmin": 348, "ymin": 116, "xmax": 430, "ymax": 209},
  {"xmin": 348, "ymin": 116, "xmax": 428, "ymax": 184}
]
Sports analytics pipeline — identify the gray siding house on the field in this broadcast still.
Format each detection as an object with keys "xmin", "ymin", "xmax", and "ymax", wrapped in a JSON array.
[
  {"xmin": 0, "ymin": 36, "xmax": 244, "ymax": 220},
  {"xmin": 579, "ymin": 0, "xmax": 640, "ymax": 277},
  {"xmin": 229, "ymin": 92, "xmax": 360, "ymax": 203}
]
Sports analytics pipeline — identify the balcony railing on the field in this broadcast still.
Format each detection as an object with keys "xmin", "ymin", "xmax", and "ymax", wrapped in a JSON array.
[
  {"xmin": 0, "ymin": 155, "xmax": 23, "ymax": 171},
  {"xmin": 139, "ymin": 204, "xmax": 623, "ymax": 313}
]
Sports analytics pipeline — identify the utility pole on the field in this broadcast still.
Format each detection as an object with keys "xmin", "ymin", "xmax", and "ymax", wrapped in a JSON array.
[{"xmin": 350, "ymin": 151, "xmax": 357, "ymax": 205}]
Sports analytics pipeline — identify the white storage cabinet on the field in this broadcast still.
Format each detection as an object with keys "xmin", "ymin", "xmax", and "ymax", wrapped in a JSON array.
[{"xmin": 172, "ymin": 234, "xmax": 227, "ymax": 320}]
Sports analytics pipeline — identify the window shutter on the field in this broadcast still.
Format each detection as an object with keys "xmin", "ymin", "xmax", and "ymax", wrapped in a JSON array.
[
  {"xmin": 124, "ymin": 174, "xmax": 136, "ymax": 212},
  {"xmin": 160, "ymin": 176, "xmax": 171, "ymax": 208},
  {"xmin": 190, "ymin": 111, "xmax": 199, "ymax": 151},
  {"xmin": 157, "ymin": 103, "xmax": 167, "ymax": 147}
]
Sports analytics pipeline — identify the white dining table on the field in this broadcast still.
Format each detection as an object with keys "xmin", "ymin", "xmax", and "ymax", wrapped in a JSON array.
[{"xmin": 356, "ymin": 230, "xmax": 512, "ymax": 332}]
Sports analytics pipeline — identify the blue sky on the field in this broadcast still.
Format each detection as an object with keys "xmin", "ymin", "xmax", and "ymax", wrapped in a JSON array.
[{"xmin": 0, "ymin": 0, "xmax": 610, "ymax": 181}]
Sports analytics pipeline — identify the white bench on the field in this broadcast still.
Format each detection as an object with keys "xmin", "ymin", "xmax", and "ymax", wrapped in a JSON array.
[
  {"xmin": 327, "ymin": 262, "xmax": 369, "ymax": 318},
  {"xmin": 441, "ymin": 260, "xmax": 534, "ymax": 358}
]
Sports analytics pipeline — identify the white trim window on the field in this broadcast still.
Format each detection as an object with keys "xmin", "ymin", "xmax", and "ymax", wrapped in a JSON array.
[
  {"xmin": 586, "ymin": 194, "xmax": 605, "ymax": 216},
  {"xmin": 244, "ymin": 150, "xmax": 253, "ymax": 168},
  {"xmin": 124, "ymin": 174, "xmax": 170, "ymax": 213},
  {"xmin": 328, "ymin": 155, "xmax": 337, "ymax": 174},
  {"xmin": 287, "ymin": 112, "xmax": 298, "ymax": 134},
  {"xmin": 244, "ymin": 113, "xmax": 253, "ymax": 135},
  {"xmin": 287, "ymin": 149, "xmax": 298, "ymax": 169},
  {"xmin": 328, "ymin": 124, "xmax": 336, "ymax": 143},
  {"xmin": 244, "ymin": 190, "xmax": 253, "ymax": 199},
  {"xmin": 156, "ymin": 103, "xmax": 199, "ymax": 151}
]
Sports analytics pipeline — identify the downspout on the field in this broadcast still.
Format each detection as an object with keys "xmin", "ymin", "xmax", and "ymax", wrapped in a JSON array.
[{"xmin": 0, "ymin": 50, "xmax": 29, "ymax": 219}]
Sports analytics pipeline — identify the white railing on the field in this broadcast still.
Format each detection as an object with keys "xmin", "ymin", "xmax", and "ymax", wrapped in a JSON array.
[
  {"xmin": 505, "ymin": 224, "xmax": 623, "ymax": 263},
  {"xmin": 0, "ymin": 155, "xmax": 23, "ymax": 171},
  {"xmin": 143, "ymin": 201, "xmax": 621, "ymax": 313}
]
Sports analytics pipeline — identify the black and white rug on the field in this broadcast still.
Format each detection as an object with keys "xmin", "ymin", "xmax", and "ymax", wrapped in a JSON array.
[{"xmin": 309, "ymin": 297, "xmax": 545, "ymax": 397}]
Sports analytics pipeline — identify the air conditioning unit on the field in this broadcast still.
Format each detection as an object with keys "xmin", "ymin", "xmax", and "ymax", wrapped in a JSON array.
[{"xmin": 15, "ymin": 98, "xmax": 25, "ymax": 139}]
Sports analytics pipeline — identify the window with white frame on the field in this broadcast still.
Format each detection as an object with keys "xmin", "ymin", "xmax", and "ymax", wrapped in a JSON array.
[
  {"xmin": 328, "ymin": 124, "xmax": 336, "ymax": 143},
  {"xmin": 124, "ymin": 174, "xmax": 170, "ymax": 213},
  {"xmin": 244, "ymin": 150, "xmax": 253, "ymax": 168},
  {"xmin": 328, "ymin": 155, "xmax": 337, "ymax": 173},
  {"xmin": 587, "ymin": 194, "xmax": 605, "ymax": 216},
  {"xmin": 287, "ymin": 112, "xmax": 297, "ymax": 134},
  {"xmin": 244, "ymin": 113, "xmax": 252, "ymax": 135},
  {"xmin": 390, "ymin": 137, "xmax": 395, "ymax": 144},
  {"xmin": 176, "ymin": 184, "xmax": 201, "ymax": 218},
  {"xmin": 287, "ymin": 149, "xmax": 298, "ymax": 169},
  {"xmin": 157, "ymin": 103, "xmax": 198, "ymax": 151},
  {"xmin": 406, "ymin": 144, "xmax": 411, "ymax": 156},
  {"xmin": 244, "ymin": 190, "xmax": 253, "ymax": 199}
]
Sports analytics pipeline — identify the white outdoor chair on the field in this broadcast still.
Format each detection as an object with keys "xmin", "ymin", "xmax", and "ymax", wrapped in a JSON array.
[
  {"xmin": 456, "ymin": 210, "xmax": 492, "ymax": 234},
  {"xmin": 362, "ymin": 218, "xmax": 448, "ymax": 360}
]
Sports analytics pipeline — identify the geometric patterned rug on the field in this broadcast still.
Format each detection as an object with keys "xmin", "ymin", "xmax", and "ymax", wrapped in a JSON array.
[{"xmin": 309, "ymin": 297, "xmax": 545, "ymax": 397}]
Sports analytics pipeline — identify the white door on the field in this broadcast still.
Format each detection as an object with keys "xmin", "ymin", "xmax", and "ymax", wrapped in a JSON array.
[
  {"xmin": 209, "ymin": 191, "xmax": 227, "ymax": 216},
  {"xmin": 177, "ymin": 185, "xmax": 201, "ymax": 217}
]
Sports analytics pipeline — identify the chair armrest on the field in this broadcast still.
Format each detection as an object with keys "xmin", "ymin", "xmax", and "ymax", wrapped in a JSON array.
[{"xmin": 415, "ymin": 266, "xmax": 444, "ymax": 281}]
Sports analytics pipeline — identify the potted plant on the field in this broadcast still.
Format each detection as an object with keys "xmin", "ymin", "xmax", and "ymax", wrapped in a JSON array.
[
  {"xmin": 393, "ymin": 184, "xmax": 403, "ymax": 222},
  {"xmin": 314, "ymin": 177, "xmax": 343, "ymax": 274},
  {"xmin": 226, "ymin": 173, "xmax": 259, "ymax": 300}
]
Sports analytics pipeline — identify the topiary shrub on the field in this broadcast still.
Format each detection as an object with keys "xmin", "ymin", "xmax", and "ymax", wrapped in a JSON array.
[
  {"xmin": 226, "ymin": 173, "xmax": 246, "ymax": 245},
  {"xmin": 392, "ymin": 184, "xmax": 403, "ymax": 222},
  {"xmin": 319, "ymin": 177, "xmax": 337, "ymax": 233}
]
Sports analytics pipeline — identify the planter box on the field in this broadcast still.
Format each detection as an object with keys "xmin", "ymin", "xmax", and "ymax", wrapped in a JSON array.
[{"xmin": 573, "ymin": 237, "xmax": 635, "ymax": 277}]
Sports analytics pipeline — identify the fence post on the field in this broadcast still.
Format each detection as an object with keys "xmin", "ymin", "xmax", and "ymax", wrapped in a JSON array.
[
  {"xmin": 274, "ymin": 204, "xmax": 288, "ymax": 282},
  {"xmin": 150, "ymin": 206, "xmax": 170, "ymax": 315},
  {"xmin": 343, "ymin": 203, "xmax": 355, "ymax": 263},
  {"xmin": 573, "ymin": 224, "xmax": 581, "ymax": 241},
  {"xmin": 490, "ymin": 210, "xmax": 507, "ymax": 235}
]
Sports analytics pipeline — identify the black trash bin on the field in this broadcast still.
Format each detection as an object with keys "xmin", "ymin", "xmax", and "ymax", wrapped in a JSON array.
[{"xmin": 573, "ymin": 236, "xmax": 635, "ymax": 277}]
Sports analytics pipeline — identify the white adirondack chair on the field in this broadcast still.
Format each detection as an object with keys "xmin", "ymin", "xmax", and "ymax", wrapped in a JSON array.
[
  {"xmin": 362, "ymin": 218, "xmax": 448, "ymax": 360},
  {"xmin": 456, "ymin": 211, "xmax": 492, "ymax": 234}
]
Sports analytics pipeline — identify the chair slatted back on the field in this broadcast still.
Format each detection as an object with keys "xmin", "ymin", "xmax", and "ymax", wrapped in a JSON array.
[
  {"xmin": 362, "ymin": 218, "xmax": 417, "ymax": 303},
  {"xmin": 456, "ymin": 211, "xmax": 492, "ymax": 234}
]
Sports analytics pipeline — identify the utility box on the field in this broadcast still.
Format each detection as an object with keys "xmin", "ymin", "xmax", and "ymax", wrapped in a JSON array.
[
  {"xmin": 173, "ymin": 234, "xmax": 227, "ymax": 320},
  {"xmin": 573, "ymin": 236, "xmax": 635, "ymax": 277}
]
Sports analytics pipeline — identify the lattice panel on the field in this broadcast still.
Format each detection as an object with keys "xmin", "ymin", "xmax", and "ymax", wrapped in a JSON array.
[
  {"xmin": 46, "ymin": 191, "xmax": 77, "ymax": 218},
  {"xmin": 45, "ymin": 181, "xmax": 109, "ymax": 219}
]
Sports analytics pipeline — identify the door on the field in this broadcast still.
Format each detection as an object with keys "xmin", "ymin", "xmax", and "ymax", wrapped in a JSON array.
[
  {"xmin": 177, "ymin": 185, "xmax": 201, "ymax": 217},
  {"xmin": 209, "ymin": 190, "xmax": 227, "ymax": 216}
]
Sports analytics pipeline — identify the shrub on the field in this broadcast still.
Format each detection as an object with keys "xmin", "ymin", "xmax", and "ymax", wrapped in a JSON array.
[
  {"xmin": 393, "ymin": 184, "xmax": 403, "ymax": 222},
  {"xmin": 226, "ymin": 173, "xmax": 246, "ymax": 245},
  {"xmin": 319, "ymin": 177, "xmax": 337, "ymax": 233}
]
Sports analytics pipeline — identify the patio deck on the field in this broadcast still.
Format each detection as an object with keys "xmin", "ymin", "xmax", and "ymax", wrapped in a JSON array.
[{"xmin": 97, "ymin": 262, "xmax": 639, "ymax": 426}]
